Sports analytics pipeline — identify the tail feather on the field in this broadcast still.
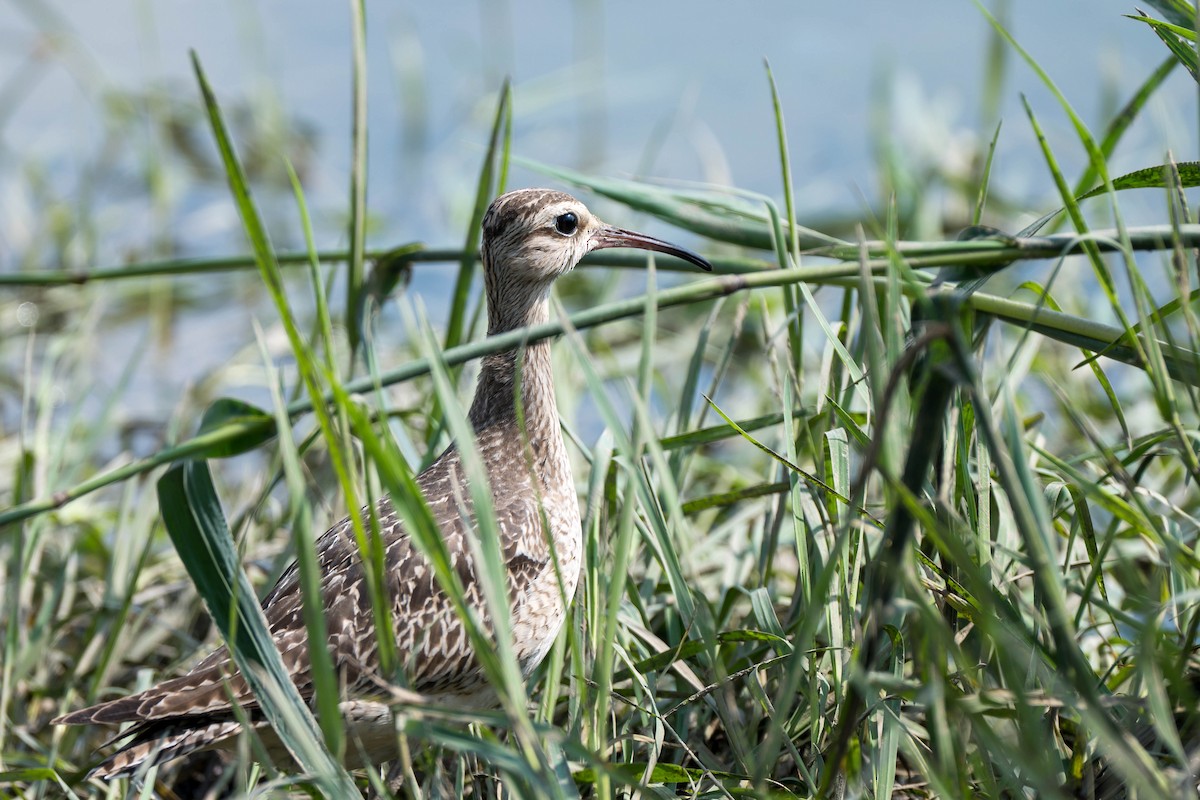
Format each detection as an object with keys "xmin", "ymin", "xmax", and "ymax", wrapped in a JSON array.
[
  {"xmin": 62, "ymin": 698, "xmax": 408, "ymax": 780},
  {"xmin": 53, "ymin": 663, "xmax": 255, "ymax": 727},
  {"xmin": 86, "ymin": 718, "xmax": 245, "ymax": 781}
]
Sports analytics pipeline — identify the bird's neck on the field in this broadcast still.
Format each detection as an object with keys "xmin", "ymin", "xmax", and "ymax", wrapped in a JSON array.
[{"xmin": 468, "ymin": 291, "xmax": 559, "ymax": 441}]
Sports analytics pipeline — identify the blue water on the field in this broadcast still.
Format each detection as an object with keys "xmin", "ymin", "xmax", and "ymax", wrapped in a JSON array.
[{"xmin": 0, "ymin": 0, "xmax": 1192, "ymax": 421}]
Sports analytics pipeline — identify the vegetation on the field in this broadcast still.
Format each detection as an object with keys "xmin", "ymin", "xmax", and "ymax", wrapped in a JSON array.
[{"xmin": 4, "ymin": 2, "xmax": 1200, "ymax": 798}]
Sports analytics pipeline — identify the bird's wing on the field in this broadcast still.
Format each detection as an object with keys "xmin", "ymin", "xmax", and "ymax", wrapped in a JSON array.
[
  {"xmin": 54, "ymin": 511, "xmax": 372, "ymax": 726},
  {"xmin": 55, "ymin": 437, "xmax": 558, "ymax": 730}
]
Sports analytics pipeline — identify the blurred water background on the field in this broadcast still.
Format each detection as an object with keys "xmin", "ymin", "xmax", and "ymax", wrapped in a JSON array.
[{"xmin": 0, "ymin": 0, "xmax": 1191, "ymax": 430}]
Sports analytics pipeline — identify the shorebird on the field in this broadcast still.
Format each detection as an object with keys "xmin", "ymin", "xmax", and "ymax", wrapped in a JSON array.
[{"xmin": 54, "ymin": 188, "xmax": 712, "ymax": 780}]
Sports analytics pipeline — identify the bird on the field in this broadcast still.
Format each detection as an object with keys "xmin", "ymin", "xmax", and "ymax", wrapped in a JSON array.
[{"xmin": 54, "ymin": 187, "xmax": 712, "ymax": 780}]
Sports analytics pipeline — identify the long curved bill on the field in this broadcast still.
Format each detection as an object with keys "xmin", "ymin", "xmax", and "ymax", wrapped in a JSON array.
[{"xmin": 593, "ymin": 226, "xmax": 712, "ymax": 272}]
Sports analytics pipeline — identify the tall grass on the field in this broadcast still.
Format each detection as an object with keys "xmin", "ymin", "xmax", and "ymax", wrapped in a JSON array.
[{"xmin": 4, "ymin": 4, "xmax": 1200, "ymax": 800}]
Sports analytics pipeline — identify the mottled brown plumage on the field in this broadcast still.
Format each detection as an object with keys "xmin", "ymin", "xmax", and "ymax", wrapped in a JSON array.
[{"xmin": 54, "ymin": 188, "xmax": 711, "ymax": 780}]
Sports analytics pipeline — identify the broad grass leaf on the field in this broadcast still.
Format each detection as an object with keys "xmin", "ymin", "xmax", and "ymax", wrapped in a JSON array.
[{"xmin": 195, "ymin": 398, "xmax": 275, "ymax": 458}]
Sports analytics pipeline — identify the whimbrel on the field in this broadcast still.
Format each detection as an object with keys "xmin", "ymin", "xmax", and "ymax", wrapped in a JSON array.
[{"xmin": 54, "ymin": 188, "xmax": 712, "ymax": 779}]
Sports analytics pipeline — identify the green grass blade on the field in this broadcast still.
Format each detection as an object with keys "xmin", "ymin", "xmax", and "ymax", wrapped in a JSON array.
[
  {"xmin": 1140, "ymin": 0, "xmax": 1196, "ymax": 27},
  {"xmin": 345, "ymin": 0, "xmax": 369, "ymax": 361},
  {"xmin": 258, "ymin": 333, "xmax": 344, "ymax": 762},
  {"xmin": 192, "ymin": 48, "xmax": 398, "ymax": 678},
  {"xmin": 444, "ymin": 81, "xmax": 511, "ymax": 352},
  {"xmin": 195, "ymin": 398, "xmax": 276, "ymax": 458},
  {"xmin": 1068, "ymin": 56, "xmax": 1177, "ymax": 206},
  {"xmin": 1130, "ymin": 12, "xmax": 1200, "ymax": 82}
]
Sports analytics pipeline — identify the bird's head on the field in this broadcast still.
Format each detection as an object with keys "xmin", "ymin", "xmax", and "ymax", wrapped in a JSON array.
[
  {"xmin": 478, "ymin": 188, "xmax": 710, "ymax": 333},
  {"xmin": 481, "ymin": 188, "xmax": 711, "ymax": 285}
]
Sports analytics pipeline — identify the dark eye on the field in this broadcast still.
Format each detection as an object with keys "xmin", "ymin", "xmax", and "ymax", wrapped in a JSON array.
[{"xmin": 554, "ymin": 212, "xmax": 578, "ymax": 235}]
